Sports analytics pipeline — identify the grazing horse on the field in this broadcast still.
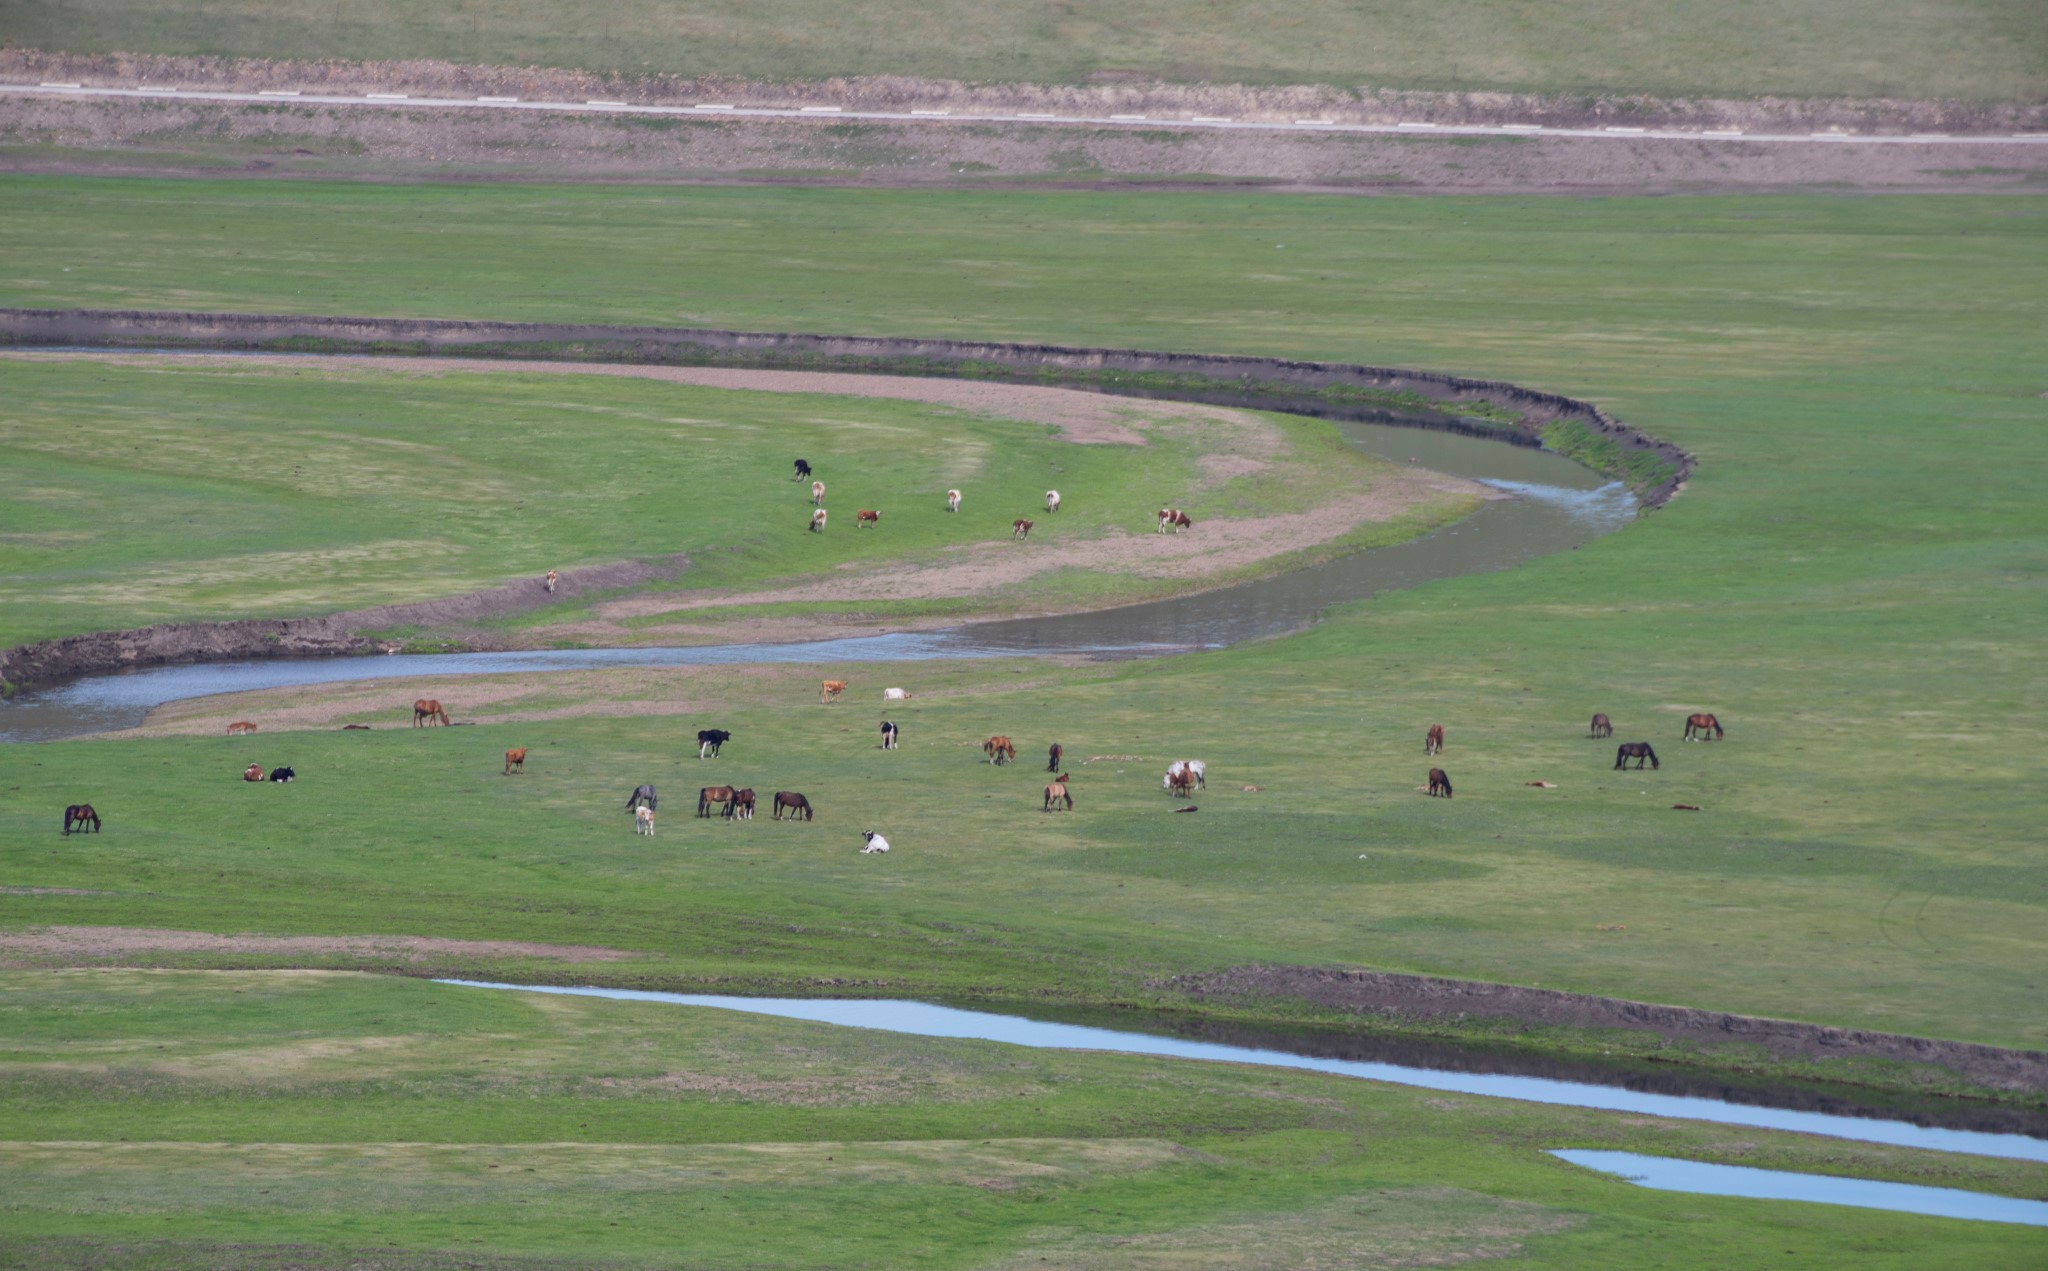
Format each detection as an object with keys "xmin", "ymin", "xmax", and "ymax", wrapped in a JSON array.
[
  {"xmin": 811, "ymin": 480, "xmax": 827, "ymax": 506},
  {"xmin": 793, "ymin": 458, "xmax": 812, "ymax": 481},
  {"xmin": 412, "ymin": 699, "xmax": 450, "ymax": 727},
  {"xmin": 1012, "ymin": 518, "xmax": 1033, "ymax": 540},
  {"xmin": 773, "ymin": 791, "xmax": 813, "ymax": 821},
  {"xmin": 856, "ymin": 509, "xmax": 881, "ymax": 528},
  {"xmin": 1156, "ymin": 508, "xmax": 1193, "ymax": 533},
  {"xmin": 820, "ymin": 679, "xmax": 848, "ymax": 704},
  {"xmin": 1163, "ymin": 760, "xmax": 1207, "ymax": 791},
  {"xmin": 810, "ymin": 508, "xmax": 828, "ymax": 533},
  {"xmin": 1614, "ymin": 742, "xmax": 1660, "ymax": 770},
  {"xmin": 268, "ymin": 767, "xmax": 295, "ymax": 783},
  {"xmin": 1427, "ymin": 767, "xmax": 1454, "ymax": 798},
  {"xmin": 1047, "ymin": 742, "xmax": 1063, "ymax": 773},
  {"xmin": 1043, "ymin": 780, "xmax": 1073, "ymax": 811},
  {"xmin": 983, "ymin": 736, "xmax": 1016, "ymax": 765},
  {"xmin": 544, "ymin": 569, "xmax": 558, "ymax": 594},
  {"xmin": 625, "ymin": 784, "xmax": 657, "ymax": 812},
  {"xmin": 1684, "ymin": 713, "xmax": 1724, "ymax": 741},
  {"xmin": 698, "ymin": 785, "xmax": 738, "ymax": 818},
  {"xmin": 1046, "ymin": 490, "xmax": 1061, "ymax": 514},
  {"xmin": 1590, "ymin": 713, "xmax": 1613, "ymax": 738},
  {"xmin": 62, "ymin": 804, "xmax": 101, "ymax": 836},
  {"xmin": 880, "ymin": 720, "xmax": 899, "ymax": 750},
  {"xmin": 504, "ymin": 748, "xmax": 527, "ymax": 775},
  {"xmin": 726, "ymin": 788, "xmax": 756, "ymax": 821},
  {"xmin": 243, "ymin": 763, "xmax": 266, "ymax": 782},
  {"xmin": 1425, "ymin": 724, "xmax": 1445, "ymax": 756},
  {"xmin": 226, "ymin": 720, "xmax": 258, "ymax": 736},
  {"xmin": 635, "ymin": 805, "xmax": 656, "ymax": 836},
  {"xmin": 697, "ymin": 729, "xmax": 732, "ymax": 759},
  {"xmin": 1167, "ymin": 767, "xmax": 1197, "ymax": 799},
  {"xmin": 946, "ymin": 489, "xmax": 962, "ymax": 513}
]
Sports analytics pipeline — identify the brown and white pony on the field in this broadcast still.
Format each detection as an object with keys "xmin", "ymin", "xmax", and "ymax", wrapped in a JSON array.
[
  {"xmin": 726, "ymin": 788, "xmax": 756, "ymax": 821},
  {"xmin": 1012, "ymin": 518, "xmax": 1033, "ymax": 540},
  {"xmin": 1684, "ymin": 713, "xmax": 1724, "ymax": 741},
  {"xmin": 1167, "ymin": 767, "xmax": 1197, "ymax": 799},
  {"xmin": 810, "ymin": 508, "xmax": 828, "ymax": 532},
  {"xmin": 226, "ymin": 720, "xmax": 258, "ymax": 736},
  {"xmin": 983, "ymin": 736, "xmax": 1017, "ymax": 765},
  {"xmin": 412, "ymin": 699, "xmax": 450, "ymax": 727},
  {"xmin": 820, "ymin": 679, "xmax": 848, "ymax": 704},
  {"xmin": 1425, "ymin": 724, "xmax": 1445, "ymax": 756},
  {"xmin": 946, "ymin": 489, "xmax": 962, "ymax": 513},
  {"xmin": 504, "ymin": 748, "xmax": 527, "ymax": 775}
]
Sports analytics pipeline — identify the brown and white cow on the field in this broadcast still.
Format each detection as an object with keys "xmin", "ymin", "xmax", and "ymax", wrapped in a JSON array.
[
  {"xmin": 856, "ymin": 509, "xmax": 881, "ymax": 528},
  {"xmin": 1156, "ymin": 508, "xmax": 1193, "ymax": 533},
  {"xmin": 811, "ymin": 480, "xmax": 827, "ymax": 506},
  {"xmin": 1012, "ymin": 518, "xmax": 1034, "ymax": 540},
  {"xmin": 946, "ymin": 489, "xmax": 962, "ymax": 513},
  {"xmin": 810, "ymin": 508, "xmax": 828, "ymax": 532}
]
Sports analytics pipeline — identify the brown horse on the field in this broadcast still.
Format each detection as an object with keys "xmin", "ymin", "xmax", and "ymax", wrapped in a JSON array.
[
  {"xmin": 243, "ymin": 763, "xmax": 266, "ymax": 782},
  {"xmin": 504, "ymin": 748, "xmax": 527, "ymax": 775},
  {"xmin": 1684, "ymin": 713, "xmax": 1724, "ymax": 741},
  {"xmin": 226, "ymin": 720, "xmax": 258, "ymax": 736},
  {"xmin": 1047, "ymin": 742, "xmax": 1063, "ymax": 773},
  {"xmin": 772, "ymin": 791, "xmax": 813, "ymax": 821},
  {"xmin": 698, "ymin": 785, "xmax": 738, "ymax": 818},
  {"xmin": 544, "ymin": 569, "xmax": 558, "ymax": 594},
  {"xmin": 1043, "ymin": 780, "xmax": 1072, "ymax": 811},
  {"xmin": 1168, "ymin": 767, "xmax": 1197, "ymax": 799},
  {"xmin": 983, "ymin": 736, "xmax": 1016, "ymax": 765},
  {"xmin": 1425, "ymin": 724, "xmax": 1444, "ymax": 756},
  {"xmin": 820, "ymin": 679, "xmax": 848, "ymax": 704},
  {"xmin": 63, "ymin": 804, "xmax": 101, "ymax": 835},
  {"xmin": 726, "ymin": 788, "xmax": 756, "ymax": 821},
  {"xmin": 1590, "ymin": 713, "xmax": 1613, "ymax": 738},
  {"xmin": 1012, "ymin": 518, "xmax": 1034, "ymax": 540},
  {"xmin": 1615, "ymin": 742, "xmax": 1660, "ymax": 770},
  {"xmin": 1427, "ymin": 768, "xmax": 1453, "ymax": 798},
  {"xmin": 412, "ymin": 699, "xmax": 450, "ymax": 727}
]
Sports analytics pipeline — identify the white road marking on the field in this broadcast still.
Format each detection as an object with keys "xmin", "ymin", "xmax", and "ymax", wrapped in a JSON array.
[
  {"xmin": 365, "ymin": 92, "xmax": 408, "ymax": 99},
  {"xmin": 477, "ymin": 96, "xmax": 519, "ymax": 103},
  {"xmin": 695, "ymin": 103, "xmax": 734, "ymax": 110},
  {"xmin": 586, "ymin": 99, "xmax": 627, "ymax": 106},
  {"xmin": 910, "ymin": 109, "xmax": 949, "ymax": 116},
  {"xmin": 257, "ymin": 89, "xmax": 300, "ymax": 97},
  {"xmin": 39, "ymin": 81, "xmax": 81, "ymax": 88},
  {"xmin": 799, "ymin": 105, "xmax": 842, "ymax": 112}
]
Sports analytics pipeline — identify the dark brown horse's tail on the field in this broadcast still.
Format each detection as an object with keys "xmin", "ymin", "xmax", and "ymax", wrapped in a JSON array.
[{"xmin": 1647, "ymin": 745, "xmax": 1660, "ymax": 769}]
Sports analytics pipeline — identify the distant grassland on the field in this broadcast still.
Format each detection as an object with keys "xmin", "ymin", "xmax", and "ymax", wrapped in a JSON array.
[{"xmin": 6, "ymin": 0, "xmax": 2045, "ymax": 101}]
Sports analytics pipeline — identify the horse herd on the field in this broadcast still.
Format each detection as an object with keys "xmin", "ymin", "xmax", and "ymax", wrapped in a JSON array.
[
  {"xmin": 788, "ymin": 457, "xmax": 1181, "ymax": 545},
  {"xmin": 1413, "ymin": 712, "xmax": 1727, "ymax": 801}
]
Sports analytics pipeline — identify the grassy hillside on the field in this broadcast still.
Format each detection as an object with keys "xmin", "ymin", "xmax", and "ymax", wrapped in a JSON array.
[{"xmin": 5, "ymin": 0, "xmax": 2045, "ymax": 101}]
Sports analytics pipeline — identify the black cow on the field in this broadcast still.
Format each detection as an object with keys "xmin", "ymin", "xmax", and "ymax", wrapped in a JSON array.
[
  {"xmin": 267, "ymin": 767, "xmax": 296, "ymax": 783},
  {"xmin": 793, "ymin": 458, "xmax": 812, "ymax": 481},
  {"xmin": 880, "ymin": 720, "xmax": 899, "ymax": 750},
  {"xmin": 697, "ymin": 729, "xmax": 732, "ymax": 759},
  {"xmin": 625, "ymin": 784, "xmax": 657, "ymax": 812}
]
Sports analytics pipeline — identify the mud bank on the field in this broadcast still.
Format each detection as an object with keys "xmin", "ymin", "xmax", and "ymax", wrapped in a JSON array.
[
  {"xmin": 1165, "ymin": 965, "xmax": 2048, "ymax": 1094},
  {"xmin": 0, "ymin": 554, "xmax": 686, "ymax": 694}
]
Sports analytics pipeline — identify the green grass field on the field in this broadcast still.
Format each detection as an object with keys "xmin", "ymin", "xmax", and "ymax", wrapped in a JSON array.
[{"xmin": 6, "ymin": 0, "xmax": 2045, "ymax": 101}]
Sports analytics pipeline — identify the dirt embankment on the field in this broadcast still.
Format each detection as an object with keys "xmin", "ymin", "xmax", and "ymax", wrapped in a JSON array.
[{"xmin": 1167, "ymin": 965, "xmax": 2048, "ymax": 1093}]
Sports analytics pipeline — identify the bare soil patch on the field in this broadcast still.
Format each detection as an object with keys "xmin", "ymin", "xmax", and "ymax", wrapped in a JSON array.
[{"xmin": 0, "ymin": 925, "xmax": 636, "ymax": 968}]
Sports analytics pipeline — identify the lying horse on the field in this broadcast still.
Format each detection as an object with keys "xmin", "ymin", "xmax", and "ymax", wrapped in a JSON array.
[
  {"xmin": 1684, "ymin": 713, "xmax": 1724, "ymax": 741},
  {"xmin": 1043, "ymin": 780, "xmax": 1072, "ymax": 811},
  {"xmin": 1590, "ymin": 713, "xmax": 1613, "ymax": 738},
  {"xmin": 63, "ymin": 803, "xmax": 101, "ymax": 836},
  {"xmin": 625, "ymin": 784, "xmax": 657, "ymax": 812},
  {"xmin": 226, "ymin": 720, "xmax": 258, "ymax": 736},
  {"xmin": 773, "ymin": 791, "xmax": 813, "ymax": 821},
  {"xmin": 1615, "ymin": 742, "xmax": 1660, "ymax": 770},
  {"xmin": 698, "ymin": 785, "xmax": 738, "ymax": 818},
  {"xmin": 697, "ymin": 729, "xmax": 732, "ymax": 759},
  {"xmin": 268, "ymin": 767, "xmax": 295, "ymax": 783},
  {"xmin": 880, "ymin": 720, "xmax": 899, "ymax": 750},
  {"xmin": 412, "ymin": 699, "xmax": 450, "ymax": 727},
  {"xmin": 504, "ymin": 748, "xmax": 527, "ymax": 775},
  {"xmin": 1425, "ymin": 724, "xmax": 1444, "ymax": 756},
  {"xmin": 794, "ymin": 458, "xmax": 812, "ymax": 481},
  {"xmin": 1047, "ymin": 742, "xmax": 1063, "ymax": 773},
  {"xmin": 1427, "ymin": 767, "xmax": 1453, "ymax": 798},
  {"xmin": 726, "ymin": 788, "xmax": 756, "ymax": 821},
  {"xmin": 983, "ymin": 736, "xmax": 1016, "ymax": 765},
  {"xmin": 243, "ymin": 764, "xmax": 266, "ymax": 782}
]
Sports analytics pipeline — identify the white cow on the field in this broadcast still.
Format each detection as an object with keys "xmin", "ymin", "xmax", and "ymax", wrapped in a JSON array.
[
  {"xmin": 883, "ymin": 687, "xmax": 912, "ymax": 701},
  {"xmin": 860, "ymin": 831, "xmax": 891, "ymax": 854},
  {"xmin": 946, "ymin": 489, "xmax": 962, "ymax": 513},
  {"xmin": 1163, "ymin": 759, "xmax": 1207, "ymax": 791},
  {"xmin": 1046, "ymin": 489, "xmax": 1061, "ymax": 513},
  {"xmin": 635, "ymin": 805, "xmax": 656, "ymax": 836}
]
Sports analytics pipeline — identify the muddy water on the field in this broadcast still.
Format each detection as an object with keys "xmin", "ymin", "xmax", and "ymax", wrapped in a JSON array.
[{"xmin": 0, "ymin": 420, "xmax": 1630, "ymax": 742}]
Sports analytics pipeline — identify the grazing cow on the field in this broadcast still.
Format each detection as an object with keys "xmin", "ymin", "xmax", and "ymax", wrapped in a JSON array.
[
  {"xmin": 1045, "ymin": 490, "xmax": 1061, "ymax": 514},
  {"xmin": 1156, "ymin": 508, "xmax": 1192, "ymax": 533},
  {"xmin": 268, "ymin": 767, "xmax": 295, "ymax": 783},
  {"xmin": 811, "ymin": 480, "xmax": 827, "ymax": 506},
  {"xmin": 880, "ymin": 720, "xmax": 899, "ymax": 750},
  {"xmin": 1163, "ymin": 760, "xmax": 1207, "ymax": 791},
  {"xmin": 794, "ymin": 458, "xmax": 812, "ymax": 481},
  {"xmin": 1425, "ymin": 724, "xmax": 1445, "ymax": 756},
  {"xmin": 820, "ymin": 679, "xmax": 848, "ymax": 704},
  {"xmin": 1167, "ymin": 767, "xmax": 1197, "ymax": 799},
  {"xmin": 810, "ymin": 508, "xmax": 828, "ymax": 533},
  {"xmin": 860, "ymin": 830, "xmax": 890, "ymax": 854},
  {"xmin": 625, "ymin": 784, "xmax": 657, "ymax": 812},
  {"xmin": 773, "ymin": 791, "xmax": 814, "ymax": 821},
  {"xmin": 1043, "ymin": 780, "xmax": 1072, "ymax": 811},
  {"xmin": 1012, "ymin": 518, "xmax": 1034, "ymax": 540},
  {"xmin": 544, "ymin": 569, "xmax": 558, "ymax": 594},
  {"xmin": 243, "ymin": 764, "xmax": 265, "ymax": 782},
  {"xmin": 1047, "ymin": 742, "xmax": 1063, "ymax": 773},
  {"xmin": 635, "ymin": 805, "xmax": 656, "ymax": 836},
  {"xmin": 1427, "ymin": 767, "xmax": 1454, "ymax": 798},
  {"xmin": 412, "ymin": 699, "xmax": 450, "ymax": 727},
  {"xmin": 856, "ymin": 509, "xmax": 881, "ymax": 528},
  {"xmin": 726, "ymin": 788, "xmax": 757, "ymax": 821},
  {"xmin": 226, "ymin": 720, "xmax": 258, "ymax": 736},
  {"xmin": 1614, "ymin": 742, "xmax": 1660, "ymax": 770},
  {"xmin": 62, "ymin": 804, "xmax": 101, "ymax": 836},
  {"xmin": 883, "ymin": 687, "xmax": 911, "ymax": 701},
  {"xmin": 946, "ymin": 489, "xmax": 962, "ymax": 513},
  {"xmin": 504, "ymin": 748, "xmax": 527, "ymax": 775},
  {"xmin": 698, "ymin": 786, "xmax": 738, "ymax": 818},
  {"xmin": 1590, "ymin": 713, "xmax": 1614, "ymax": 739},
  {"xmin": 983, "ymin": 736, "xmax": 1017, "ymax": 765},
  {"xmin": 697, "ymin": 728, "xmax": 732, "ymax": 759},
  {"xmin": 1684, "ymin": 713, "xmax": 1725, "ymax": 741}
]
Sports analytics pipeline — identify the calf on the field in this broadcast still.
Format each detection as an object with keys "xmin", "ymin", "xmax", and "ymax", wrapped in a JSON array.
[
  {"xmin": 543, "ymin": 570, "xmax": 558, "ymax": 594},
  {"xmin": 793, "ymin": 458, "xmax": 812, "ymax": 481},
  {"xmin": 811, "ymin": 480, "xmax": 827, "ymax": 506},
  {"xmin": 946, "ymin": 489, "xmax": 962, "ymax": 513},
  {"xmin": 697, "ymin": 728, "xmax": 732, "ymax": 759},
  {"xmin": 1428, "ymin": 768, "xmax": 1453, "ymax": 798},
  {"xmin": 820, "ymin": 679, "xmax": 848, "ymax": 704},
  {"xmin": 635, "ymin": 805, "xmax": 656, "ymax": 836},
  {"xmin": 882, "ymin": 687, "xmax": 911, "ymax": 701},
  {"xmin": 504, "ymin": 747, "xmax": 527, "ymax": 775},
  {"xmin": 227, "ymin": 721, "xmax": 258, "ymax": 736},
  {"xmin": 810, "ymin": 508, "xmax": 828, "ymax": 533},
  {"xmin": 860, "ymin": 830, "xmax": 891, "ymax": 854},
  {"xmin": 243, "ymin": 764, "xmax": 265, "ymax": 782},
  {"xmin": 268, "ymin": 766, "xmax": 296, "ymax": 783},
  {"xmin": 880, "ymin": 720, "xmax": 900, "ymax": 750},
  {"xmin": 856, "ymin": 508, "xmax": 881, "ymax": 528}
]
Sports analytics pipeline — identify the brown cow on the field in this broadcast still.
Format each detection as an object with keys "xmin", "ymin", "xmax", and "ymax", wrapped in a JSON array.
[
  {"xmin": 856, "ymin": 509, "xmax": 881, "ymax": 528},
  {"xmin": 820, "ymin": 679, "xmax": 848, "ymax": 704},
  {"xmin": 1425, "ymin": 724, "xmax": 1444, "ymax": 756},
  {"xmin": 504, "ymin": 748, "xmax": 527, "ymax": 775},
  {"xmin": 226, "ymin": 721, "xmax": 258, "ymax": 736},
  {"xmin": 983, "ymin": 736, "xmax": 1017, "ymax": 765},
  {"xmin": 243, "ymin": 763, "xmax": 266, "ymax": 782},
  {"xmin": 1012, "ymin": 518, "xmax": 1033, "ymax": 540},
  {"xmin": 1427, "ymin": 768, "xmax": 1453, "ymax": 798},
  {"xmin": 412, "ymin": 699, "xmax": 450, "ymax": 727}
]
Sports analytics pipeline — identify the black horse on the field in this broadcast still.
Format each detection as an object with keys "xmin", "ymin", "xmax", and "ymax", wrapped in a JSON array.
[
  {"xmin": 268, "ymin": 767, "xmax": 296, "ymax": 783},
  {"xmin": 697, "ymin": 729, "xmax": 732, "ymax": 759},
  {"xmin": 63, "ymin": 804, "xmax": 102, "ymax": 835},
  {"xmin": 1614, "ymin": 742, "xmax": 1660, "ymax": 770},
  {"xmin": 625, "ymin": 784, "xmax": 657, "ymax": 812},
  {"xmin": 793, "ymin": 458, "xmax": 812, "ymax": 481},
  {"xmin": 1047, "ymin": 742, "xmax": 1063, "ymax": 773}
]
